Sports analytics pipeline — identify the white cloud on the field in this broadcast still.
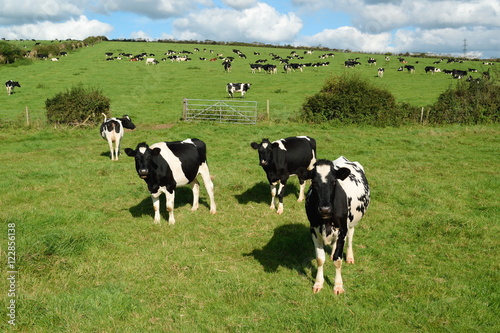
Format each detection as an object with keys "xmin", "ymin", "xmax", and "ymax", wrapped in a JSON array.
[
  {"xmin": 173, "ymin": 3, "xmax": 302, "ymax": 43},
  {"xmin": 94, "ymin": 0, "xmax": 210, "ymax": 19},
  {"xmin": 0, "ymin": 16, "xmax": 113, "ymax": 40},
  {"xmin": 222, "ymin": 0, "xmax": 258, "ymax": 10},
  {"xmin": 299, "ymin": 26, "xmax": 394, "ymax": 53},
  {"xmin": 0, "ymin": 0, "xmax": 83, "ymax": 25}
]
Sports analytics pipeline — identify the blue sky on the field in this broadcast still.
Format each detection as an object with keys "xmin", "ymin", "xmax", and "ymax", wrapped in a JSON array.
[{"xmin": 0, "ymin": 0, "xmax": 499, "ymax": 58}]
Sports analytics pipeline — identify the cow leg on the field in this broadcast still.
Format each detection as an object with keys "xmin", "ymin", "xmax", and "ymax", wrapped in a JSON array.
[
  {"xmin": 191, "ymin": 178, "xmax": 200, "ymax": 211},
  {"xmin": 297, "ymin": 179, "xmax": 306, "ymax": 202},
  {"xmin": 346, "ymin": 227, "xmax": 355, "ymax": 264},
  {"xmin": 107, "ymin": 138, "xmax": 115, "ymax": 160},
  {"xmin": 165, "ymin": 190, "xmax": 176, "ymax": 225},
  {"xmin": 198, "ymin": 163, "xmax": 216, "ymax": 214},
  {"xmin": 311, "ymin": 229, "xmax": 325, "ymax": 293},
  {"xmin": 333, "ymin": 258, "xmax": 344, "ymax": 295},
  {"xmin": 151, "ymin": 193, "xmax": 162, "ymax": 224},
  {"xmin": 270, "ymin": 183, "xmax": 277, "ymax": 210},
  {"xmin": 276, "ymin": 181, "xmax": 286, "ymax": 214},
  {"xmin": 115, "ymin": 137, "xmax": 121, "ymax": 161},
  {"xmin": 332, "ymin": 228, "xmax": 347, "ymax": 294}
]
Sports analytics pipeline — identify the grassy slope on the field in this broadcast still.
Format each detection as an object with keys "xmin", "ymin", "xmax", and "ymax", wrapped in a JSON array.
[
  {"xmin": 0, "ymin": 122, "xmax": 499, "ymax": 332},
  {"xmin": 0, "ymin": 41, "xmax": 498, "ymax": 332},
  {"xmin": 1, "ymin": 41, "xmax": 496, "ymax": 125}
]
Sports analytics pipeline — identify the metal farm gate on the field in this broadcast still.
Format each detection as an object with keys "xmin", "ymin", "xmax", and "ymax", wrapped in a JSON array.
[{"xmin": 182, "ymin": 98, "xmax": 257, "ymax": 124}]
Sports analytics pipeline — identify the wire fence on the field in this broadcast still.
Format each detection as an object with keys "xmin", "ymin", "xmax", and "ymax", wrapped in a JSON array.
[{"xmin": 0, "ymin": 107, "xmax": 46, "ymax": 126}]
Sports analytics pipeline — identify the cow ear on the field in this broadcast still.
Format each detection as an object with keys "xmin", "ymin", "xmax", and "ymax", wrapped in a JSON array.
[
  {"xmin": 151, "ymin": 147, "xmax": 162, "ymax": 156},
  {"xmin": 250, "ymin": 142, "xmax": 260, "ymax": 150},
  {"xmin": 335, "ymin": 167, "xmax": 351, "ymax": 181},
  {"xmin": 124, "ymin": 148, "xmax": 135, "ymax": 157}
]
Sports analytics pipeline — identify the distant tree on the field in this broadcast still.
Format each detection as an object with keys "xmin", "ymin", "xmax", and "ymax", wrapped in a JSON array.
[{"xmin": 0, "ymin": 41, "xmax": 23, "ymax": 64}]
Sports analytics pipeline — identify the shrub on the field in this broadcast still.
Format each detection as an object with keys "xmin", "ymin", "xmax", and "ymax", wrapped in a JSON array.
[
  {"xmin": 300, "ymin": 73, "xmax": 400, "ymax": 125},
  {"xmin": 45, "ymin": 85, "xmax": 110, "ymax": 125},
  {"xmin": 428, "ymin": 78, "xmax": 500, "ymax": 124}
]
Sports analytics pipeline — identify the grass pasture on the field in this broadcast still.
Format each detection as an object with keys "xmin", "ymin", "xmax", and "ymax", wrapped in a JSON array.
[
  {"xmin": 1, "ymin": 40, "xmax": 497, "ymax": 125},
  {"xmin": 0, "ymin": 41, "xmax": 499, "ymax": 332}
]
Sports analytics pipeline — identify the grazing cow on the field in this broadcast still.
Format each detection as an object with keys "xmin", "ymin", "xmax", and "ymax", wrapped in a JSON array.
[
  {"xmin": 145, "ymin": 58, "xmax": 158, "ymax": 65},
  {"xmin": 301, "ymin": 156, "xmax": 370, "ymax": 294},
  {"xmin": 227, "ymin": 83, "xmax": 251, "ymax": 98},
  {"xmin": 222, "ymin": 60, "xmax": 232, "ymax": 72},
  {"xmin": 377, "ymin": 68, "xmax": 384, "ymax": 77},
  {"xmin": 5, "ymin": 80, "xmax": 21, "ymax": 95},
  {"xmin": 425, "ymin": 66, "xmax": 441, "ymax": 74},
  {"xmin": 100, "ymin": 113, "xmax": 136, "ymax": 161},
  {"xmin": 250, "ymin": 136, "xmax": 316, "ymax": 214},
  {"xmin": 404, "ymin": 65, "xmax": 415, "ymax": 73},
  {"xmin": 124, "ymin": 139, "xmax": 216, "ymax": 225}
]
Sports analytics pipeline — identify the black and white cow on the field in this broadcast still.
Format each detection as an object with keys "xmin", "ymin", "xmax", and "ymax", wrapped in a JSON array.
[
  {"xmin": 227, "ymin": 83, "xmax": 251, "ymax": 98},
  {"xmin": 301, "ymin": 156, "xmax": 370, "ymax": 294},
  {"xmin": 100, "ymin": 113, "xmax": 136, "ymax": 161},
  {"xmin": 5, "ymin": 80, "xmax": 21, "ymax": 95},
  {"xmin": 250, "ymin": 136, "xmax": 316, "ymax": 214},
  {"xmin": 125, "ymin": 139, "xmax": 216, "ymax": 225}
]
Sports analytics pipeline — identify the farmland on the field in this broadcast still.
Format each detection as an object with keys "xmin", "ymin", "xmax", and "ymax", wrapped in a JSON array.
[{"xmin": 0, "ymin": 41, "xmax": 499, "ymax": 332}]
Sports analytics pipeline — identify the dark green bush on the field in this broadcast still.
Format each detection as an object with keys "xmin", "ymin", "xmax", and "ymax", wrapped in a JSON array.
[
  {"xmin": 300, "ymin": 74, "xmax": 403, "ymax": 125},
  {"xmin": 428, "ymin": 78, "xmax": 500, "ymax": 124},
  {"xmin": 45, "ymin": 85, "xmax": 110, "ymax": 125}
]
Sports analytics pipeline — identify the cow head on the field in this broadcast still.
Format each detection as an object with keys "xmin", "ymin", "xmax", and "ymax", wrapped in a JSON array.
[
  {"xmin": 125, "ymin": 143, "xmax": 161, "ymax": 179},
  {"xmin": 250, "ymin": 139, "xmax": 273, "ymax": 167},
  {"xmin": 308, "ymin": 159, "xmax": 351, "ymax": 219},
  {"xmin": 120, "ymin": 115, "xmax": 136, "ymax": 130}
]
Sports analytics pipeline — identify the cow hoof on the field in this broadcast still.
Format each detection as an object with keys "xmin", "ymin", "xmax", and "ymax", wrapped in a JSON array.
[
  {"xmin": 347, "ymin": 258, "xmax": 355, "ymax": 264},
  {"xmin": 210, "ymin": 209, "xmax": 217, "ymax": 214},
  {"xmin": 334, "ymin": 286, "xmax": 345, "ymax": 295},
  {"xmin": 313, "ymin": 283, "xmax": 323, "ymax": 293}
]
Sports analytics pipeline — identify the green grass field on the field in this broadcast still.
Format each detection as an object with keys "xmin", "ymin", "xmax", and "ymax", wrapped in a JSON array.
[
  {"xmin": 0, "ymin": 41, "xmax": 499, "ymax": 332},
  {"xmin": 1, "ymin": 40, "xmax": 496, "ymax": 125}
]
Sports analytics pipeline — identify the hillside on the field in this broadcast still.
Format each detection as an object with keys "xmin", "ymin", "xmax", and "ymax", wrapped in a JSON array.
[{"xmin": 1, "ymin": 40, "xmax": 497, "ymax": 124}]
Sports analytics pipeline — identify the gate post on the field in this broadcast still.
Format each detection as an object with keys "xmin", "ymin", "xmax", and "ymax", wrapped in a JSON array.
[{"xmin": 182, "ymin": 98, "xmax": 188, "ymax": 120}]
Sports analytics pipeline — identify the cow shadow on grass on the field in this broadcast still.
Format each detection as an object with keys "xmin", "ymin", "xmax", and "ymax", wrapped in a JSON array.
[
  {"xmin": 244, "ymin": 223, "xmax": 329, "ymax": 286},
  {"xmin": 235, "ymin": 181, "xmax": 301, "ymax": 205},
  {"xmin": 129, "ymin": 187, "xmax": 207, "ymax": 220}
]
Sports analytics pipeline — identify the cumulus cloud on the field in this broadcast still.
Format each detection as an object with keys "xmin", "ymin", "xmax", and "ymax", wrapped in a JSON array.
[
  {"xmin": 299, "ymin": 26, "xmax": 394, "ymax": 53},
  {"xmin": 94, "ymin": 0, "xmax": 210, "ymax": 19},
  {"xmin": 222, "ymin": 0, "xmax": 258, "ymax": 10},
  {"xmin": 0, "ymin": 16, "xmax": 113, "ymax": 40},
  {"xmin": 173, "ymin": 3, "xmax": 302, "ymax": 43},
  {"xmin": 0, "ymin": 0, "xmax": 83, "ymax": 25}
]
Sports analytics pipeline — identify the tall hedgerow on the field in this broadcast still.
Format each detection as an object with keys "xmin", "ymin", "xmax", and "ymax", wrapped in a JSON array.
[
  {"xmin": 45, "ymin": 84, "xmax": 110, "ymax": 125},
  {"xmin": 299, "ymin": 73, "xmax": 420, "ymax": 126},
  {"xmin": 428, "ymin": 77, "xmax": 500, "ymax": 124}
]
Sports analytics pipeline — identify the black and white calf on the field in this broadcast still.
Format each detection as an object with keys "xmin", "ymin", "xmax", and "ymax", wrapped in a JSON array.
[
  {"xmin": 125, "ymin": 139, "xmax": 216, "ymax": 225},
  {"xmin": 227, "ymin": 83, "xmax": 251, "ymax": 98},
  {"xmin": 302, "ymin": 156, "xmax": 370, "ymax": 294},
  {"xmin": 100, "ymin": 113, "xmax": 136, "ymax": 161},
  {"xmin": 250, "ymin": 136, "xmax": 316, "ymax": 214},
  {"xmin": 5, "ymin": 80, "xmax": 21, "ymax": 95}
]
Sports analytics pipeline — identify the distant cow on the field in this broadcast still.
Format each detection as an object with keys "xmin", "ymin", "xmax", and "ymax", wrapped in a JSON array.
[
  {"xmin": 301, "ymin": 156, "xmax": 370, "ymax": 294},
  {"xmin": 125, "ymin": 139, "xmax": 217, "ymax": 225},
  {"xmin": 100, "ymin": 113, "xmax": 136, "ymax": 161},
  {"xmin": 377, "ymin": 68, "xmax": 384, "ymax": 77},
  {"xmin": 5, "ymin": 80, "xmax": 21, "ymax": 95},
  {"xmin": 250, "ymin": 136, "xmax": 316, "ymax": 214},
  {"xmin": 227, "ymin": 83, "xmax": 251, "ymax": 98},
  {"xmin": 146, "ymin": 58, "xmax": 158, "ymax": 65}
]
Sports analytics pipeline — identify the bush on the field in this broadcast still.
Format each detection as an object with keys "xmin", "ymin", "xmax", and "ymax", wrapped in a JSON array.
[
  {"xmin": 300, "ymin": 73, "xmax": 402, "ymax": 125},
  {"xmin": 428, "ymin": 78, "xmax": 500, "ymax": 124},
  {"xmin": 45, "ymin": 85, "xmax": 110, "ymax": 125}
]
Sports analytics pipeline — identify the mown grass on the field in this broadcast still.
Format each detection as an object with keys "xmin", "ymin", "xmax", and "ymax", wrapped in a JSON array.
[{"xmin": 0, "ymin": 121, "xmax": 499, "ymax": 332}]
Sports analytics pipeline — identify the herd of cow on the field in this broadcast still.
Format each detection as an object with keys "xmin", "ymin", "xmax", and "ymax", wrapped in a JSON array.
[{"xmin": 100, "ymin": 114, "xmax": 370, "ymax": 294}]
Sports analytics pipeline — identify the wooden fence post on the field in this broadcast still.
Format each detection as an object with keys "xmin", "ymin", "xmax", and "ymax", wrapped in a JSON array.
[
  {"xmin": 182, "ymin": 98, "xmax": 188, "ymax": 120},
  {"xmin": 267, "ymin": 99, "xmax": 270, "ymax": 120},
  {"xmin": 25, "ymin": 106, "xmax": 30, "ymax": 126}
]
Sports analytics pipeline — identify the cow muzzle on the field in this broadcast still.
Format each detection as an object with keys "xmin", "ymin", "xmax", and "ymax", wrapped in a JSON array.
[
  {"xmin": 319, "ymin": 206, "xmax": 332, "ymax": 218},
  {"xmin": 260, "ymin": 160, "xmax": 268, "ymax": 166},
  {"xmin": 138, "ymin": 169, "xmax": 149, "ymax": 179}
]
